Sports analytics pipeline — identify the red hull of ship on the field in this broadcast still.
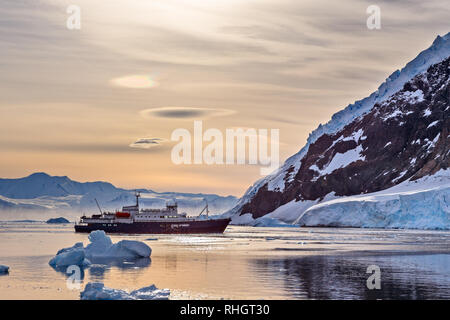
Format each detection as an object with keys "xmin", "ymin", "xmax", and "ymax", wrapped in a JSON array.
[{"xmin": 75, "ymin": 218, "xmax": 231, "ymax": 234}]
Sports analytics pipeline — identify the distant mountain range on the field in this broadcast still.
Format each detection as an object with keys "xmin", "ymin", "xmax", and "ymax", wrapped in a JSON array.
[
  {"xmin": 225, "ymin": 32, "xmax": 450, "ymax": 230},
  {"xmin": 0, "ymin": 172, "xmax": 238, "ymax": 215}
]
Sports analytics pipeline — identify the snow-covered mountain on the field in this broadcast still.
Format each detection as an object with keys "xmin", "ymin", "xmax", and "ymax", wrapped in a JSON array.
[
  {"xmin": 0, "ymin": 172, "xmax": 237, "ymax": 216},
  {"xmin": 225, "ymin": 33, "xmax": 450, "ymax": 230},
  {"xmin": 0, "ymin": 172, "xmax": 120, "ymax": 199}
]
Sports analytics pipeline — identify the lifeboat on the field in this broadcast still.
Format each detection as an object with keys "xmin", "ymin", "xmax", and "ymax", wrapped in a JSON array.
[{"xmin": 115, "ymin": 211, "xmax": 130, "ymax": 218}]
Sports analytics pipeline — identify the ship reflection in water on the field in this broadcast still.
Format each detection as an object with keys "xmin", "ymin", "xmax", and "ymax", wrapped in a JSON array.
[{"xmin": 0, "ymin": 222, "xmax": 449, "ymax": 299}]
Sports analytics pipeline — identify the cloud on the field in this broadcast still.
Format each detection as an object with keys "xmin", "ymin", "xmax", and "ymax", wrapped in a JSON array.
[
  {"xmin": 129, "ymin": 138, "xmax": 165, "ymax": 149},
  {"xmin": 140, "ymin": 107, "xmax": 236, "ymax": 120},
  {"xmin": 1, "ymin": 141, "xmax": 169, "ymax": 153},
  {"xmin": 111, "ymin": 75, "xmax": 159, "ymax": 89}
]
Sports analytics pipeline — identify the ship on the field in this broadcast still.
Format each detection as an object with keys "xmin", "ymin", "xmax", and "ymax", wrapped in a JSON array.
[{"xmin": 74, "ymin": 192, "xmax": 231, "ymax": 234}]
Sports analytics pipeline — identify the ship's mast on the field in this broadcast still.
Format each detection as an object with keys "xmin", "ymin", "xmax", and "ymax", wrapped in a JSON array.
[{"xmin": 135, "ymin": 191, "xmax": 141, "ymax": 207}]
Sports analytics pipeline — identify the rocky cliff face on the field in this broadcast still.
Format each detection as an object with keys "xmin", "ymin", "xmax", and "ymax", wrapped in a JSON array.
[{"xmin": 233, "ymin": 44, "xmax": 450, "ymax": 221}]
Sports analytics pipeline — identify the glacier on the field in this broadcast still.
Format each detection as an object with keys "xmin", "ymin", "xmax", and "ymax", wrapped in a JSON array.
[
  {"xmin": 80, "ymin": 282, "xmax": 170, "ymax": 300},
  {"xmin": 232, "ymin": 170, "xmax": 450, "ymax": 230},
  {"xmin": 295, "ymin": 170, "xmax": 450, "ymax": 230}
]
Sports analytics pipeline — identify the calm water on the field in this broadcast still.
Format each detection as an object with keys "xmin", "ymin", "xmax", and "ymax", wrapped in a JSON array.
[{"xmin": 0, "ymin": 221, "xmax": 449, "ymax": 299}]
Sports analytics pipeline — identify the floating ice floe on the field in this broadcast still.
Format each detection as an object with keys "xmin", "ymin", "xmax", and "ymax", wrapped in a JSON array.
[
  {"xmin": 80, "ymin": 282, "xmax": 170, "ymax": 300},
  {"xmin": 0, "ymin": 265, "xmax": 9, "ymax": 274},
  {"xmin": 231, "ymin": 213, "xmax": 298, "ymax": 228},
  {"xmin": 253, "ymin": 217, "xmax": 298, "ymax": 228},
  {"xmin": 49, "ymin": 230, "xmax": 152, "ymax": 269}
]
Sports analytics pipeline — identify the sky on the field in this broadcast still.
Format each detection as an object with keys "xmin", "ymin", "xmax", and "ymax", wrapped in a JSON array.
[{"xmin": 0, "ymin": 0, "xmax": 449, "ymax": 196}]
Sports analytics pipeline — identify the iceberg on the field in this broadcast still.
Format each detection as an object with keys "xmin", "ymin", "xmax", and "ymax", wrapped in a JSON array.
[
  {"xmin": 80, "ymin": 282, "xmax": 170, "ymax": 300},
  {"xmin": 0, "ymin": 265, "xmax": 9, "ymax": 274},
  {"xmin": 49, "ymin": 230, "xmax": 152, "ymax": 269},
  {"xmin": 46, "ymin": 217, "xmax": 70, "ymax": 224},
  {"xmin": 49, "ymin": 243, "xmax": 91, "ymax": 269},
  {"xmin": 84, "ymin": 230, "xmax": 152, "ymax": 259}
]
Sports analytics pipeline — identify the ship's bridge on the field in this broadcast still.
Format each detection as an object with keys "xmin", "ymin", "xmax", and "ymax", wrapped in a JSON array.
[{"xmin": 122, "ymin": 204, "xmax": 139, "ymax": 215}]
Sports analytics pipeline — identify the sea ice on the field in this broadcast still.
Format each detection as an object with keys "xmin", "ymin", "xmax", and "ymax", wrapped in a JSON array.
[{"xmin": 80, "ymin": 282, "xmax": 170, "ymax": 300}]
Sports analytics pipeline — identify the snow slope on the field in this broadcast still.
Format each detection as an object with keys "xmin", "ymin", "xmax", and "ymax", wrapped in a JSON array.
[{"xmin": 295, "ymin": 170, "xmax": 450, "ymax": 230}]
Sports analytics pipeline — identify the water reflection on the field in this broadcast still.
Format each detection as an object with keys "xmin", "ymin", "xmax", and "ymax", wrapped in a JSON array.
[
  {"xmin": 50, "ymin": 257, "xmax": 151, "ymax": 281},
  {"xmin": 252, "ymin": 254, "xmax": 450, "ymax": 299},
  {"xmin": 88, "ymin": 257, "xmax": 152, "ymax": 280},
  {"xmin": 50, "ymin": 264, "xmax": 87, "ymax": 280},
  {"xmin": 2, "ymin": 224, "xmax": 450, "ymax": 300}
]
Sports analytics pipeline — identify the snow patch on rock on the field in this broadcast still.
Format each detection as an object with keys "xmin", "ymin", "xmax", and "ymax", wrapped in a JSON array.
[
  {"xmin": 313, "ymin": 145, "xmax": 366, "ymax": 177},
  {"xmin": 423, "ymin": 108, "xmax": 432, "ymax": 117},
  {"xmin": 401, "ymin": 89, "xmax": 425, "ymax": 103},
  {"xmin": 427, "ymin": 120, "xmax": 440, "ymax": 129}
]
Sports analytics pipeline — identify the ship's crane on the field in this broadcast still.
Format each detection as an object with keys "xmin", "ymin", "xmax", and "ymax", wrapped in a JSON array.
[
  {"xmin": 94, "ymin": 198, "xmax": 103, "ymax": 216},
  {"xmin": 198, "ymin": 199, "xmax": 209, "ymax": 218}
]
